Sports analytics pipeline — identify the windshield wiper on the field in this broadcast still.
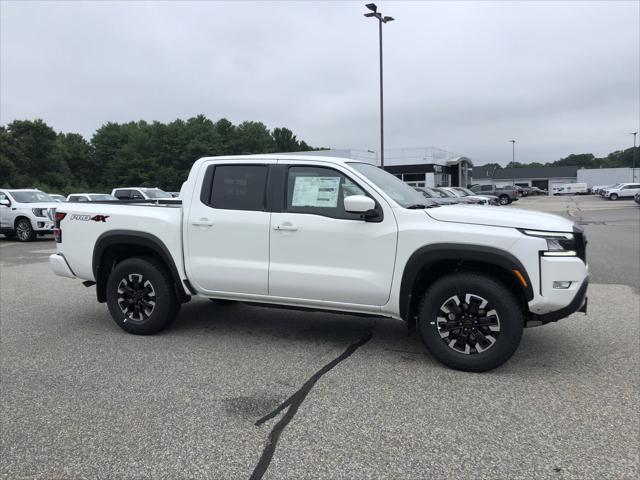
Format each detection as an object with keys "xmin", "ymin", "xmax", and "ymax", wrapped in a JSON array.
[{"xmin": 406, "ymin": 204, "xmax": 428, "ymax": 209}]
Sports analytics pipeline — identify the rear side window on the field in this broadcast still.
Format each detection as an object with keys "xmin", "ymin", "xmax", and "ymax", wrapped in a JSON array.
[
  {"xmin": 480, "ymin": 185, "xmax": 492, "ymax": 191},
  {"xmin": 206, "ymin": 165, "xmax": 268, "ymax": 211},
  {"xmin": 113, "ymin": 190, "xmax": 130, "ymax": 199}
]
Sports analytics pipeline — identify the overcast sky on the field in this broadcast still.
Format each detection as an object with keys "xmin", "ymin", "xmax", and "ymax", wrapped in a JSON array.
[{"xmin": 1, "ymin": 0, "xmax": 638, "ymax": 165}]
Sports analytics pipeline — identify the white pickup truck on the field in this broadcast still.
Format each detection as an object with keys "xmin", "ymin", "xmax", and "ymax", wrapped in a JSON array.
[{"xmin": 50, "ymin": 155, "xmax": 588, "ymax": 372}]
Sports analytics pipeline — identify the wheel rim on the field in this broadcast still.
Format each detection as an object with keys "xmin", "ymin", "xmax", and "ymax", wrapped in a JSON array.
[
  {"xmin": 499, "ymin": 196, "xmax": 508, "ymax": 205},
  {"xmin": 435, "ymin": 293, "xmax": 501, "ymax": 355},
  {"xmin": 16, "ymin": 221, "xmax": 30, "ymax": 240},
  {"xmin": 117, "ymin": 273, "xmax": 156, "ymax": 323}
]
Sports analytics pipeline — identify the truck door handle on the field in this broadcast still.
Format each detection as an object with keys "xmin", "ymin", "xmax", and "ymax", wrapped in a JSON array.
[
  {"xmin": 192, "ymin": 218, "xmax": 214, "ymax": 227},
  {"xmin": 273, "ymin": 224, "xmax": 298, "ymax": 231}
]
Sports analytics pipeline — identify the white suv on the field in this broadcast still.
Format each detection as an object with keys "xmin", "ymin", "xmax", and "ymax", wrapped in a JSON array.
[
  {"xmin": 603, "ymin": 183, "xmax": 640, "ymax": 200},
  {"xmin": 0, "ymin": 189, "xmax": 58, "ymax": 241}
]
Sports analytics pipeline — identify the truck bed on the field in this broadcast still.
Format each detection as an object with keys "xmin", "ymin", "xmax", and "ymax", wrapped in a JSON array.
[{"xmin": 55, "ymin": 202, "xmax": 184, "ymax": 282}]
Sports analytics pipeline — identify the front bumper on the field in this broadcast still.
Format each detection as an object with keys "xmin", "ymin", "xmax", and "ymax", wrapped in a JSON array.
[
  {"xmin": 529, "ymin": 278, "xmax": 588, "ymax": 325},
  {"xmin": 35, "ymin": 220, "xmax": 54, "ymax": 232},
  {"xmin": 50, "ymin": 253, "xmax": 76, "ymax": 278}
]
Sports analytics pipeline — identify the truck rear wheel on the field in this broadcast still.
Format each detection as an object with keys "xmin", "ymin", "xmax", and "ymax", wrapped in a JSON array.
[
  {"xmin": 418, "ymin": 272, "xmax": 523, "ymax": 372},
  {"xmin": 106, "ymin": 257, "xmax": 179, "ymax": 335}
]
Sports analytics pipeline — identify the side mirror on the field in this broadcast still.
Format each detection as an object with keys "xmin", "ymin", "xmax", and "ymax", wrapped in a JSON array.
[
  {"xmin": 0, "ymin": 199, "xmax": 9, "ymax": 206},
  {"xmin": 344, "ymin": 195, "xmax": 380, "ymax": 221}
]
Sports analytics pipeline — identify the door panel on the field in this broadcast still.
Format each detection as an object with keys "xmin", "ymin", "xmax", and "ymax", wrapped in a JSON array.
[
  {"xmin": 184, "ymin": 162, "xmax": 273, "ymax": 295},
  {"xmin": 269, "ymin": 163, "xmax": 397, "ymax": 306}
]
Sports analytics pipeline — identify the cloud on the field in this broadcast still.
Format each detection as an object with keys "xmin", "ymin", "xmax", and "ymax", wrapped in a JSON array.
[{"xmin": 1, "ymin": 0, "xmax": 638, "ymax": 165}]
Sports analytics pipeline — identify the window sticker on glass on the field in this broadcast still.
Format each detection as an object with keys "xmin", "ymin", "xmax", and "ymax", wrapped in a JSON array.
[{"xmin": 292, "ymin": 176, "xmax": 341, "ymax": 207}]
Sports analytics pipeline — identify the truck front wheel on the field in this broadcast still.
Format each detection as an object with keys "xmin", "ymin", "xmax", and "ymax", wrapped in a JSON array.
[
  {"xmin": 418, "ymin": 272, "xmax": 523, "ymax": 372},
  {"xmin": 15, "ymin": 219, "xmax": 35, "ymax": 242},
  {"xmin": 498, "ymin": 195, "xmax": 510, "ymax": 205},
  {"xmin": 106, "ymin": 257, "xmax": 180, "ymax": 335}
]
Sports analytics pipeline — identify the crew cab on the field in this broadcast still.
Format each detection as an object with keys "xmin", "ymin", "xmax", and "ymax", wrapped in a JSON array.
[
  {"xmin": 50, "ymin": 155, "xmax": 588, "ymax": 372},
  {"xmin": 0, "ymin": 189, "xmax": 57, "ymax": 241}
]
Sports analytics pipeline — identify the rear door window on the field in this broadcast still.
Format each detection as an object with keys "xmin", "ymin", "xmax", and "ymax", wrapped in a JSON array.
[{"xmin": 205, "ymin": 165, "xmax": 268, "ymax": 211}]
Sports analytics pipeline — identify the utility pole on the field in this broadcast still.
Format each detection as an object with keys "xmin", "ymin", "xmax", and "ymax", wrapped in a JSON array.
[{"xmin": 364, "ymin": 3, "xmax": 394, "ymax": 169}]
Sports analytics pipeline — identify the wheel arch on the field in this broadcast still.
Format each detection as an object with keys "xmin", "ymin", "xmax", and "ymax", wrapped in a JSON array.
[
  {"xmin": 93, "ymin": 230, "xmax": 190, "ymax": 304},
  {"xmin": 14, "ymin": 215, "xmax": 33, "ymax": 229},
  {"xmin": 399, "ymin": 244, "xmax": 533, "ymax": 325}
]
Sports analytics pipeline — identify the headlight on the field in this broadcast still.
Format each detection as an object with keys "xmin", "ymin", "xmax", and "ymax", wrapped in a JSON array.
[
  {"xmin": 32, "ymin": 208, "xmax": 47, "ymax": 218},
  {"xmin": 520, "ymin": 229, "xmax": 576, "ymax": 256}
]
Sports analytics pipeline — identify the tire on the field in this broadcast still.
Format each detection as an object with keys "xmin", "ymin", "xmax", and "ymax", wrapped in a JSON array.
[
  {"xmin": 498, "ymin": 195, "xmax": 510, "ymax": 205},
  {"xmin": 609, "ymin": 193, "xmax": 618, "ymax": 201},
  {"xmin": 15, "ymin": 219, "xmax": 35, "ymax": 242},
  {"xmin": 418, "ymin": 272, "xmax": 523, "ymax": 372},
  {"xmin": 209, "ymin": 299, "xmax": 237, "ymax": 305},
  {"xmin": 106, "ymin": 256, "xmax": 180, "ymax": 335}
]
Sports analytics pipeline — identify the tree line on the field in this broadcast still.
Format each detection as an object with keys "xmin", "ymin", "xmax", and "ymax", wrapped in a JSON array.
[
  {"xmin": 499, "ymin": 149, "xmax": 639, "ymax": 170},
  {"xmin": 0, "ymin": 115, "xmax": 321, "ymax": 194}
]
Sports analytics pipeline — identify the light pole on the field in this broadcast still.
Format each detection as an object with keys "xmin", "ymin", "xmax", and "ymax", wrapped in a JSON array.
[
  {"xmin": 631, "ymin": 132, "xmax": 638, "ymax": 182},
  {"xmin": 364, "ymin": 3, "xmax": 394, "ymax": 169},
  {"xmin": 509, "ymin": 139, "xmax": 516, "ymax": 166}
]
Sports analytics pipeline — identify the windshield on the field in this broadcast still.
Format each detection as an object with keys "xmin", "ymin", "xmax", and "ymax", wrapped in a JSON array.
[
  {"xmin": 348, "ymin": 163, "xmax": 436, "ymax": 208},
  {"xmin": 89, "ymin": 194, "xmax": 117, "ymax": 201},
  {"xmin": 141, "ymin": 189, "xmax": 172, "ymax": 199},
  {"xmin": 423, "ymin": 187, "xmax": 448, "ymax": 198},
  {"xmin": 444, "ymin": 188, "xmax": 464, "ymax": 197},
  {"xmin": 456, "ymin": 187, "xmax": 475, "ymax": 196},
  {"xmin": 8, "ymin": 191, "xmax": 54, "ymax": 203}
]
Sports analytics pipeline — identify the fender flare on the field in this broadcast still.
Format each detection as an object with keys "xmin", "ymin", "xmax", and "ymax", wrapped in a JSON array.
[
  {"xmin": 399, "ymin": 243, "xmax": 534, "ymax": 320},
  {"xmin": 93, "ymin": 230, "xmax": 190, "ymax": 302}
]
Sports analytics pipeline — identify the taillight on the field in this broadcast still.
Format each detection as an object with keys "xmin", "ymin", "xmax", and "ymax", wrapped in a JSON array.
[{"xmin": 54, "ymin": 212, "xmax": 66, "ymax": 243}]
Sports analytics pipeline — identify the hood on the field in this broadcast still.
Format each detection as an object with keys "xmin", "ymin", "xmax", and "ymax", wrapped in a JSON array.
[
  {"xmin": 25, "ymin": 202, "xmax": 58, "ymax": 209},
  {"xmin": 426, "ymin": 204, "xmax": 575, "ymax": 231}
]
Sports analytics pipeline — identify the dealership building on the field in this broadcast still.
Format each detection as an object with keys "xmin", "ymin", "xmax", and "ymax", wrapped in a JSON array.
[
  {"xmin": 290, "ymin": 149, "xmax": 639, "ymax": 192},
  {"xmin": 472, "ymin": 165, "xmax": 640, "ymax": 192}
]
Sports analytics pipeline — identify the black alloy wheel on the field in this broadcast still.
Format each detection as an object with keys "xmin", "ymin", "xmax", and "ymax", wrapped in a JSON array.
[{"xmin": 435, "ymin": 293, "xmax": 500, "ymax": 354}]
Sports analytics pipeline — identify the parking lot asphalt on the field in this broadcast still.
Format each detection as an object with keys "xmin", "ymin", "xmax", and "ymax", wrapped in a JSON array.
[{"xmin": 1, "ymin": 196, "xmax": 639, "ymax": 479}]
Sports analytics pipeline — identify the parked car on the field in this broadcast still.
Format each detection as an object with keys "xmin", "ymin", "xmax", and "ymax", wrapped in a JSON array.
[
  {"xmin": 0, "ymin": 189, "xmax": 57, "ymax": 241},
  {"xmin": 635, "ymin": 192, "xmax": 640, "ymax": 205},
  {"xmin": 602, "ymin": 183, "xmax": 640, "ymax": 200},
  {"xmin": 471, "ymin": 185, "xmax": 519, "ymax": 205},
  {"xmin": 111, "ymin": 187, "xmax": 174, "ymax": 201},
  {"xmin": 599, "ymin": 184, "xmax": 622, "ymax": 197},
  {"xmin": 434, "ymin": 187, "xmax": 483, "ymax": 204},
  {"xmin": 555, "ymin": 183, "xmax": 589, "ymax": 195},
  {"xmin": 49, "ymin": 194, "xmax": 67, "ymax": 203},
  {"xmin": 50, "ymin": 154, "xmax": 588, "ymax": 372},
  {"xmin": 529, "ymin": 187, "xmax": 547, "ymax": 196},
  {"xmin": 67, "ymin": 193, "xmax": 118, "ymax": 202},
  {"xmin": 414, "ymin": 188, "xmax": 460, "ymax": 205},
  {"xmin": 514, "ymin": 186, "xmax": 529, "ymax": 197},
  {"xmin": 445, "ymin": 187, "xmax": 499, "ymax": 206}
]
